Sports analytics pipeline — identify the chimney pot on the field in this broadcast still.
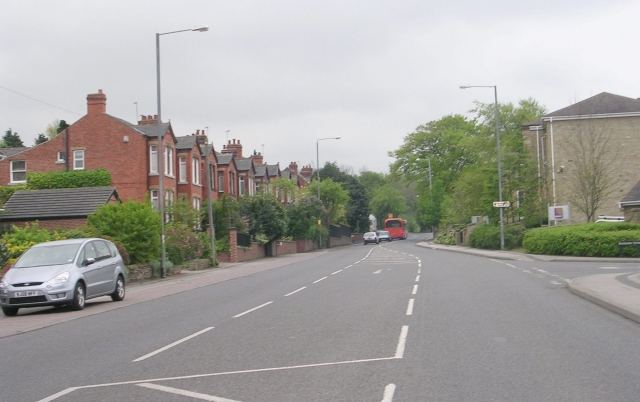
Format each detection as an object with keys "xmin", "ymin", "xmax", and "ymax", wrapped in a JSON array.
[{"xmin": 154, "ymin": 115, "xmax": 158, "ymax": 120}]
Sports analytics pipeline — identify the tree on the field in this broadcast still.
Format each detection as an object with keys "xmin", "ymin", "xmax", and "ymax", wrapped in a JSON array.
[
  {"xmin": 34, "ymin": 134, "xmax": 48, "ymax": 145},
  {"xmin": 45, "ymin": 119, "xmax": 69, "ymax": 139},
  {"xmin": 306, "ymin": 178, "xmax": 349, "ymax": 227},
  {"xmin": 319, "ymin": 162, "xmax": 370, "ymax": 232},
  {"xmin": 285, "ymin": 196, "xmax": 325, "ymax": 239},
  {"xmin": 565, "ymin": 118, "xmax": 622, "ymax": 222},
  {"xmin": 202, "ymin": 195, "xmax": 245, "ymax": 241},
  {"xmin": 358, "ymin": 171, "xmax": 387, "ymax": 201},
  {"xmin": 3, "ymin": 129, "xmax": 24, "ymax": 148},
  {"xmin": 87, "ymin": 200, "xmax": 161, "ymax": 264},
  {"xmin": 369, "ymin": 186, "xmax": 407, "ymax": 225},
  {"xmin": 240, "ymin": 192, "xmax": 287, "ymax": 243}
]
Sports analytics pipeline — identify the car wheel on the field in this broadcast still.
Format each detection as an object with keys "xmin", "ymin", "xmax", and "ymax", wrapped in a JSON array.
[
  {"xmin": 71, "ymin": 282, "xmax": 86, "ymax": 311},
  {"xmin": 2, "ymin": 306, "xmax": 18, "ymax": 316},
  {"xmin": 111, "ymin": 275, "xmax": 125, "ymax": 302}
]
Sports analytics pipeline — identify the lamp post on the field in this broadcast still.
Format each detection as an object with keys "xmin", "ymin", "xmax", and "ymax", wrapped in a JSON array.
[
  {"xmin": 460, "ymin": 85, "xmax": 504, "ymax": 251},
  {"xmin": 316, "ymin": 137, "xmax": 341, "ymax": 199},
  {"xmin": 156, "ymin": 25, "xmax": 208, "ymax": 278}
]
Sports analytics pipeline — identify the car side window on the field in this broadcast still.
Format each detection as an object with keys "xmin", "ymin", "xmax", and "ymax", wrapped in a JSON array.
[
  {"xmin": 93, "ymin": 240, "xmax": 111, "ymax": 261},
  {"xmin": 83, "ymin": 242, "xmax": 98, "ymax": 263},
  {"xmin": 106, "ymin": 241, "xmax": 118, "ymax": 258}
]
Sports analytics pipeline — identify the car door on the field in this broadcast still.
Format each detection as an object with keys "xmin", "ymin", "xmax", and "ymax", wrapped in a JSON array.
[
  {"xmin": 79, "ymin": 241, "xmax": 103, "ymax": 297},
  {"xmin": 92, "ymin": 240, "xmax": 116, "ymax": 295}
]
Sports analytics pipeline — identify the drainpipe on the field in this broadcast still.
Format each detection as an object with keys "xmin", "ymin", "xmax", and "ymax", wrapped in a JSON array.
[
  {"xmin": 549, "ymin": 117, "xmax": 557, "ymax": 206},
  {"xmin": 65, "ymin": 128, "xmax": 69, "ymax": 172}
]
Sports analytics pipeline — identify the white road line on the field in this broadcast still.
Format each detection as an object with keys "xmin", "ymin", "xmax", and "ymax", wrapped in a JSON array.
[
  {"xmin": 395, "ymin": 326, "xmax": 409, "ymax": 358},
  {"xmin": 412, "ymin": 285, "xmax": 418, "ymax": 295},
  {"xmin": 415, "ymin": 275, "xmax": 420, "ymax": 282},
  {"xmin": 523, "ymin": 269, "xmax": 531, "ymax": 274},
  {"xmin": 137, "ymin": 383, "xmax": 241, "ymax": 402},
  {"xmin": 345, "ymin": 264, "xmax": 353, "ymax": 269},
  {"xmin": 373, "ymin": 269, "xmax": 381, "ymax": 274},
  {"xmin": 406, "ymin": 299, "xmax": 414, "ymax": 316},
  {"xmin": 331, "ymin": 269, "xmax": 343, "ymax": 275},
  {"xmin": 233, "ymin": 301, "xmax": 273, "ymax": 318},
  {"xmin": 284, "ymin": 287, "xmax": 306, "ymax": 297},
  {"xmin": 418, "ymin": 263, "xmax": 421, "ymax": 268},
  {"xmin": 381, "ymin": 384, "xmax": 396, "ymax": 402},
  {"xmin": 133, "ymin": 327, "xmax": 214, "ymax": 362},
  {"xmin": 417, "ymin": 268, "xmax": 421, "ymax": 274},
  {"xmin": 313, "ymin": 276, "xmax": 328, "ymax": 283},
  {"xmin": 40, "ymin": 356, "xmax": 402, "ymax": 401},
  {"xmin": 550, "ymin": 281, "xmax": 562, "ymax": 286}
]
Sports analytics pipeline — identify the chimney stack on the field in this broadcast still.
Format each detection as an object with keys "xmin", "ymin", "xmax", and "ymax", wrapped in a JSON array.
[
  {"xmin": 87, "ymin": 89, "xmax": 107, "ymax": 115},
  {"xmin": 250, "ymin": 150, "xmax": 264, "ymax": 165},
  {"xmin": 222, "ymin": 138, "xmax": 243, "ymax": 158}
]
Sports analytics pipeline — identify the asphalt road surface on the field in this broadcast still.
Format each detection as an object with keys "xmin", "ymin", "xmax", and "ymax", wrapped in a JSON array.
[{"xmin": 2, "ymin": 235, "xmax": 640, "ymax": 401}]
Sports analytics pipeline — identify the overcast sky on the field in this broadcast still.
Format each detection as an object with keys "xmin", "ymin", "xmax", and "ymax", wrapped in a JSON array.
[{"xmin": 2, "ymin": 0, "xmax": 639, "ymax": 174}]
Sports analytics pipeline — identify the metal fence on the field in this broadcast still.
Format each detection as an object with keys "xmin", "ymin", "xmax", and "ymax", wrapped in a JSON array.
[
  {"xmin": 329, "ymin": 224, "xmax": 351, "ymax": 239},
  {"xmin": 237, "ymin": 232, "xmax": 252, "ymax": 247}
]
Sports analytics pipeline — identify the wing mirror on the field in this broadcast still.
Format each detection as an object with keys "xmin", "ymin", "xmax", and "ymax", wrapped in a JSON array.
[{"xmin": 84, "ymin": 257, "xmax": 96, "ymax": 266}]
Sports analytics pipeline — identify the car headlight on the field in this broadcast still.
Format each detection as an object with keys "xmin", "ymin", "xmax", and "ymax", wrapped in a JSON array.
[
  {"xmin": 0, "ymin": 277, "xmax": 8, "ymax": 288},
  {"xmin": 48, "ymin": 272, "xmax": 70, "ymax": 285}
]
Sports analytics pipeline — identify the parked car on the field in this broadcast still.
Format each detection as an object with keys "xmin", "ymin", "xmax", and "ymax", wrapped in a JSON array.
[
  {"xmin": 377, "ymin": 230, "xmax": 392, "ymax": 242},
  {"xmin": 0, "ymin": 238, "xmax": 126, "ymax": 317},
  {"xmin": 363, "ymin": 231, "xmax": 379, "ymax": 245}
]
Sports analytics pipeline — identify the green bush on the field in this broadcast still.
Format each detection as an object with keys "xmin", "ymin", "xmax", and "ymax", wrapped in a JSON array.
[
  {"xmin": 26, "ymin": 168, "xmax": 111, "ymax": 190},
  {"xmin": 3, "ymin": 222, "xmax": 53, "ymax": 258},
  {"xmin": 435, "ymin": 230, "xmax": 456, "ymax": 245},
  {"xmin": 87, "ymin": 200, "xmax": 161, "ymax": 264},
  {"xmin": 523, "ymin": 223, "xmax": 640, "ymax": 257},
  {"xmin": 164, "ymin": 224, "xmax": 204, "ymax": 265},
  {"xmin": 0, "ymin": 241, "xmax": 9, "ymax": 268},
  {"xmin": 0, "ymin": 184, "xmax": 26, "ymax": 204},
  {"xmin": 470, "ymin": 223, "xmax": 526, "ymax": 250}
]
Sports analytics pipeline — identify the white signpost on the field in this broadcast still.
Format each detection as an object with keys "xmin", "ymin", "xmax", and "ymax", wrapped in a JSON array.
[{"xmin": 493, "ymin": 201, "xmax": 511, "ymax": 208}]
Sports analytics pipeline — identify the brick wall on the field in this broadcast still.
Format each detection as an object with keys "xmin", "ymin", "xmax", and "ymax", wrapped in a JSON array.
[
  {"xmin": 275, "ymin": 240, "xmax": 297, "ymax": 255},
  {"xmin": 3, "ymin": 218, "xmax": 87, "ymax": 231},
  {"xmin": 237, "ymin": 243, "xmax": 266, "ymax": 261}
]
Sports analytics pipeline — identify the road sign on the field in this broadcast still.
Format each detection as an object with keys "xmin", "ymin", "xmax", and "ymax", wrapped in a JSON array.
[{"xmin": 493, "ymin": 201, "xmax": 511, "ymax": 208}]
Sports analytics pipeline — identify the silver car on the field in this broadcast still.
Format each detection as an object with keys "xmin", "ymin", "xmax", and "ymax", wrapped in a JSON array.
[{"xmin": 0, "ymin": 238, "xmax": 126, "ymax": 317}]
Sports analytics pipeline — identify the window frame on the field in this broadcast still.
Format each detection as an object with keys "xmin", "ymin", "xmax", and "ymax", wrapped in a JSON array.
[
  {"xmin": 179, "ymin": 156, "xmax": 187, "ymax": 183},
  {"xmin": 192, "ymin": 156, "xmax": 200, "ymax": 185},
  {"xmin": 73, "ymin": 150, "xmax": 84, "ymax": 170},
  {"xmin": 150, "ymin": 145, "xmax": 158, "ymax": 174},
  {"xmin": 164, "ymin": 146, "xmax": 174, "ymax": 176},
  {"xmin": 10, "ymin": 160, "xmax": 27, "ymax": 184}
]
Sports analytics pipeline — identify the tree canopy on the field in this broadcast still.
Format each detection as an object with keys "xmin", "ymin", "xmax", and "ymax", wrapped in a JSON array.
[{"xmin": 3, "ymin": 128, "xmax": 24, "ymax": 148}]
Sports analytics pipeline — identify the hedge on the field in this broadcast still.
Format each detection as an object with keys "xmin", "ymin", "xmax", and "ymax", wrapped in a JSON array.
[
  {"xmin": 469, "ymin": 223, "xmax": 526, "ymax": 250},
  {"xmin": 26, "ymin": 168, "xmax": 111, "ymax": 189},
  {"xmin": 523, "ymin": 223, "xmax": 640, "ymax": 257}
]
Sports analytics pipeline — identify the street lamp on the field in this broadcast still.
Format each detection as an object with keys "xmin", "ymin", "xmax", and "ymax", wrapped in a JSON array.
[
  {"xmin": 205, "ymin": 127, "xmax": 216, "ymax": 266},
  {"xmin": 316, "ymin": 137, "xmax": 341, "ymax": 199},
  {"xmin": 156, "ymin": 25, "xmax": 208, "ymax": 278},
  {"xmin": 460, "ymin": 85, "xmax": 504, "ymax": 251}
]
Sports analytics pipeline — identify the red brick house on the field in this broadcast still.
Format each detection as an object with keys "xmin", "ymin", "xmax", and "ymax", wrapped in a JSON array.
[
  {"xmin": 235, "ymin": 157, "xmax": 256, "ymax": 197},
  {"xmin": 175, "ymin": 134, "xmax": 205, "ymax": 210},
  {"xmin": 215, "ymin": 153, "xmax": 239, "ymax": 201},
  {"xmin": 0, "ymin": 90, "xmax": 179, "ymax": 207}
]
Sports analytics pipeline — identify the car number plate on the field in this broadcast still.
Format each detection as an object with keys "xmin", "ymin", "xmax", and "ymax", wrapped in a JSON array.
[{"xmin": 14, "ymin": 290, "xmax": 38, "ymax": 297}]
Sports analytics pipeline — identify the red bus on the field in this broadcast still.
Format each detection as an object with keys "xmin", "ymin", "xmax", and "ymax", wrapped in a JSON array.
[{"xmin": 384, "ymin": 218, "xmax": 408, "ymax": 240}]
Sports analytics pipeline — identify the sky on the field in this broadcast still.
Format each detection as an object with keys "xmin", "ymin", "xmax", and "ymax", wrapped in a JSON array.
[{"xmin": 2, "ymin": 0, "xmax": 640, "ymax": 174}]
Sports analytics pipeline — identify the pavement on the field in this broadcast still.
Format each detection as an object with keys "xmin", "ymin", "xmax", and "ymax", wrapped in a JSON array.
[{"xmin": 417, "ymin": 241, "xmax": 640, "ymax": 325}]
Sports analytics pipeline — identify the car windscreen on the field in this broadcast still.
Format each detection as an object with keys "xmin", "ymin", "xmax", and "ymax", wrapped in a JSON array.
[
  {"xmin": 14, "ymin": 244, "xmax": 81, "ymax": 268},
  {"xmin": 386, "ymin": 220, "xmax": 401, "ymax": 228}
]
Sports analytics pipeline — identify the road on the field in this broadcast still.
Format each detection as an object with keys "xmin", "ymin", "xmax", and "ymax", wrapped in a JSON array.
[{"xmin": 2, "ymin": 235, "xmax": 640, "ymax": 401}]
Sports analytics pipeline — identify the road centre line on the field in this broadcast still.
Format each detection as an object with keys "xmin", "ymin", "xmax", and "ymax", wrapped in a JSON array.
[
  {"xmin": 415, "ymin": 275, "xmax": 420, "ymax": 282},
  {"xmin": 233, "ymin": 301, "xmax": 273, "ymax": 318},
  {"xmin": 406, "ymin": 299, "xmax": 414, "ymax": 316},
  {"xmin": 395, "ymin": 325, "xmax": 409, "ymax": 358},
  {"xmin": 137, "ymin": 383, "xmax": 240, "ymax": 402},
  {"xmin": 133, "ymin": 327, "xmax": 214, "ymax": 362},
  {"xmin": 412, "ymin": 285, "xmax": 418, "ymax": 295},
  {"xmin": 313, "ymin": 276, "xmax": 328, "ymax": 283},
  {"xmin": 331, "ymin": 269, "xmax": 342, "ymax": 275},
  {"xmin": 284, "ymin": 287, "xmax": 306, "ymax": 297},
  {"xmin": 382, "ymin": 384, "xmax": 396, "ymax": 402}
]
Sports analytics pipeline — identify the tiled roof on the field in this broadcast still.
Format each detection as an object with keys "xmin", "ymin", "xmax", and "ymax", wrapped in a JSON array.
[
  {"xmin": 216, "ymin": 153, "xmax": 233, "ymax": 165},
  {"xmin": 545, "ymin": 93, "xmax": 640, "ymax": 118},
  {"xmin": 267, "ymin": 164, "xmax": 280, "ymax": 177},
  {"xmin": 0, "ymin": 148, "xmax": 29, "ymax": 159},
  {"xmin": 234, "ymin": 157, "xmax": 253, "ymax": 172},
  {"xmin": 620, "ymin": 180, "xmax": 640, "ymax": 204},
  {"xmin": 1, "ymin": 187, "xmax": 119, "ymax": 220},
  {"xmin": 175, "ymin": 135, "xmax": 199, "ymax": 150},
  {"xmin": 133, "ymin": 122, "xmax": 172, "ymax": 138},
  {"xmin": 254, "ymin": 164, "xmax": 267, "ymax": 176}
]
